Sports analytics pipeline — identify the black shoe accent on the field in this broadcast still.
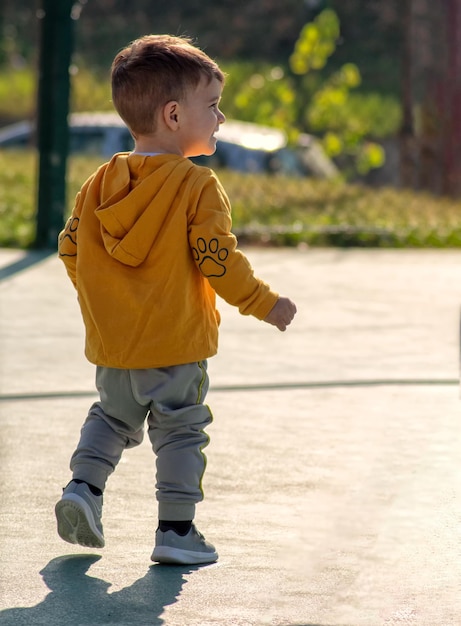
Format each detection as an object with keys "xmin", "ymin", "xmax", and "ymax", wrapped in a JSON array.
[
  {"xmin": 72, "ymin": 479, "xmax": 103, "ymax": 497},
  {"xmin": 158, "ymin": 520, "xmax": 192, "ymax": 536}
]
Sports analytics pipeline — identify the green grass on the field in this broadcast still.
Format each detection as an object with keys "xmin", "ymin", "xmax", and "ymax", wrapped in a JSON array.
[
  {"xmin": 2, "ymin": 150, "xmax": 461, "ymax": 249},
  {"xmin": 0, "ymin": 69, "xmax": 36, "ymax": 123}
]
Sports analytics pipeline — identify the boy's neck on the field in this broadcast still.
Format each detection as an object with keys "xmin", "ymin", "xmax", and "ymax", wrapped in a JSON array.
[
  {"xmin": 131, "ymin": 151, "xmax": 163, "ymax": 156},
  {"xmin": 133, "ymin": 134, "xmax": 183, "ymax": 157}
]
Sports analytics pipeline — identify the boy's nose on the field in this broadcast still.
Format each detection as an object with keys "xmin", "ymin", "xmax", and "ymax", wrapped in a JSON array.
[{"xmin": 218, "ymin": 110, "xmax": 226, "ymax": 124}]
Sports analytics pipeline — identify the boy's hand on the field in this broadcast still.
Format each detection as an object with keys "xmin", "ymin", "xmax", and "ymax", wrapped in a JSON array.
[{"xmin": 264, "ymin": 297, "xmax": 297, "ymax": 331}]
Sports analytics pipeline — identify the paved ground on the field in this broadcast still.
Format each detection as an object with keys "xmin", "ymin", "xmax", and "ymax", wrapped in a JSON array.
[{"xmin": 0, "ymin": 246, "xmax": 460, "ymax": 626}]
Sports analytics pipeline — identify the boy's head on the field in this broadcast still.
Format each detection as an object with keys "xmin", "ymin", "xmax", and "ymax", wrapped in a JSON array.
[{"xmin": 111, "ymin": 34, "xmax": 225, "ymax": 136}]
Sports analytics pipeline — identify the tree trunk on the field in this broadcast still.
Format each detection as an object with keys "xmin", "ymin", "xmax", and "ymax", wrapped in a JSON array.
[
  {"xmin": 440, "ymin": 0, "xmax": 461, "ymax": 196},
  {"xmin": 399, "ymin": 0, "xmax": 416, "ymax": 189}
]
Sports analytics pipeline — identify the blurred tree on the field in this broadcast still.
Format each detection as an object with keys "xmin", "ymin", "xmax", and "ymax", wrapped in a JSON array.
[
  {"xmin": 0, "ymin": 1, "xmax": 405, "ymax": 183},
  {"xmin": 223, "ymin": 9, "xmax": 385, "ymax": 177},
  {"xmin": 398, "ymin": 0, "xmax": 461, "ymax": 197},
  {"xmin": 70, "ymin": 0, "xmax": 311, "ymax": 71},
  {"xmin": 0, "ymin": 0, "xmax": 403, "ymax": 96},
  {"xmin": 438, "ymin": 0, "xmax": 461, "ymax": 196},
  {"xmin": 400, "ymin": 0, "xmax": 416, "ymax": 190},
  {"xmin": 327, "ymin": 0, "xmax": 402, "ymax": 94},
  {"xmin": 0, "ymin": 0, "xmax": 38, "ymax": 66}
]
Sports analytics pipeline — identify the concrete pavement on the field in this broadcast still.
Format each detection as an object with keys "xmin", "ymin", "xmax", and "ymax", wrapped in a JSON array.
[{"xmin": 0, "ymin": 246, "xmax": 460, "ymax": 626}]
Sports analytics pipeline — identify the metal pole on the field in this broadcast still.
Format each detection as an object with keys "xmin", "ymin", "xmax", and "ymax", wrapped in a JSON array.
[{"xmin": 35, "ymin": 0, "xmax": 74, "ymax": 249}]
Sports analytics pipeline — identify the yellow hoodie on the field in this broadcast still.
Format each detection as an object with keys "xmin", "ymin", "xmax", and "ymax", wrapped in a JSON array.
[{"xmin": 58, "ymin": 153, "xmax": 279, "ymax": 368}]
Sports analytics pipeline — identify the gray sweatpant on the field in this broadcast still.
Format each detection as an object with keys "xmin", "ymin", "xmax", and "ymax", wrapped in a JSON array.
[{"xmin": 70, "ymin": 361, "xmax": 213, "ymax": 521}]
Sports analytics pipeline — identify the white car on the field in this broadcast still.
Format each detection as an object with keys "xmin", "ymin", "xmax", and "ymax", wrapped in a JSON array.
[{"xmin": 0, "ymin": 111, "xmax": 336, "ymax": 178}]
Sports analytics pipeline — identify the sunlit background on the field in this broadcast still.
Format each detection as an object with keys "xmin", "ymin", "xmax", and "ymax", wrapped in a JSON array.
[{"xmin": 1, "ymin": 1, "xmax": 461, "ymax": 248}]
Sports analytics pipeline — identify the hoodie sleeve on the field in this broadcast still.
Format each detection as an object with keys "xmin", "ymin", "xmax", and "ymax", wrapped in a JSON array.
[
  {"xmin": 188, "ymin": 171, "xmax": 279, "ymax": 320},
  {"xmin": 57, "ymin": 174, "xmax": 94, "ymax": 288},
  {"xmin": 58, "ymin": 206, "xmax": 80, "ymax": 289}
]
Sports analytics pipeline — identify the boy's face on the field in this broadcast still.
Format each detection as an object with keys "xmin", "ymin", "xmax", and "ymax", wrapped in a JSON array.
[{"xmin": 178, "ymin": 76, "xmax": 225, "ymax": 158}]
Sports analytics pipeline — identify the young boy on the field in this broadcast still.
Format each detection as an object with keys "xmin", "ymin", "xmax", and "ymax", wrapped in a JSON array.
[{"xmin": 55, "ymin": 34, "xmax": 297, "ymax": 565}]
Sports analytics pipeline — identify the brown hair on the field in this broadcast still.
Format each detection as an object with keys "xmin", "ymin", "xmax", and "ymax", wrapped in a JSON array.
[{"xmin": 111, "ymin": 34, "xmax": 224, "ymax": 135}]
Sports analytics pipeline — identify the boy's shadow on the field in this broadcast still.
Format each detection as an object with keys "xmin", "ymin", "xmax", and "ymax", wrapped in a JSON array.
[{"xmin": 0, "ymin": 554, "xmax": 199, "ymax": 625}]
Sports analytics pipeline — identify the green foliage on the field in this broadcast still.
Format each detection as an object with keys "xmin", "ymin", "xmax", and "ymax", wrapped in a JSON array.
[
  {"xmin": 2, "ymin": 151, "xmax": 461, "ymax": 250},
  {"xmin": 308, "ymin": 64, "xmax": 362, "ymax": 135},
  {"xmin": 0, "ymin": 68, "xmax": 35, "ymax": 121},
  {"xmin": 288, "ymin": 10, "xmax": 386, "ymax": 175},
  {"xmin": 289, "ymin": 9, "xmax": 340, "ymax": 74},
  {"xmin": 220, "ymin": 9, "xmax": 398, "ymax": 178},
  {"xmin": 217, "ymin": 169, "xmax": 461, "ymax": 248},
  {"xmin": 220, "ymin": 62, "xmax": 298, "ymax": 137},
  {"xmin": 306, "ymin": 63, "xmax": 387, "ymax": 174},
  {"xmin": 0, "ymin": 151, "xmax": 36, "ymax": 247},
  {"xmin": 0, "ymin": 0, "xmax": 403, "ymax": 96},
  {"xmin": 71, "ymin": 65, "xmax": 113, "ymax": 112},
  {"xmin": 0, "ymin": 64, "xmax": 114, "ymax": 123},
  {"xmin": 346, "ymin": 93, "xmax": 402, "ymax": 139},
  {"xmin": 219, "ymin": 60, "xmax": 401, "ymax": 146}
]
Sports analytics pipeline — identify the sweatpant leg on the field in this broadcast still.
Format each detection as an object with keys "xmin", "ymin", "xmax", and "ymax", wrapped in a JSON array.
[
  {"xmin": 70, "ymin": 367, "xmax": 149, "ymax": 491},
  {"xmin": 136, "ymin": 362, "xmax": 213, "ymax": 521}
]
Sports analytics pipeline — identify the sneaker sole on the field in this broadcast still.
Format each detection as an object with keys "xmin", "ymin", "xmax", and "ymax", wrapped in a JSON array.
[
  {"xmin": 55, "ymin": 494, "xmax": 105, "ymax": 548},
  {"xmin": 151, "ymin": 546, "xmax": 218, "ymax": 565}
]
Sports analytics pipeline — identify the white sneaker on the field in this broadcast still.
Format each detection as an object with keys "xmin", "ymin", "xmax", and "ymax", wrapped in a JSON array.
[
  {"xmin": 55, "ymin": 481, "xmax": 105, "ymax": 548},
  {"xmin": 151, "ymin": 524, "xmax": 218, "ymax": 565}
]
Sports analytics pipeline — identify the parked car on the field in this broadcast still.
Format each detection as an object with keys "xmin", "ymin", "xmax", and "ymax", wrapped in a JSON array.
[
  {"xmin": 194, "ymin": 120, "xmax": 337, "ymax": 179},
  {"xmin": 0, "ymin": 112, "xmax": 337, "ymax": 178}
]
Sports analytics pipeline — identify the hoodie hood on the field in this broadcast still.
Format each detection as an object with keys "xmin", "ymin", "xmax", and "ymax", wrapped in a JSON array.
[{"xmin": 94, "ymin": 153, "xmax": 202, "ymax": 267}]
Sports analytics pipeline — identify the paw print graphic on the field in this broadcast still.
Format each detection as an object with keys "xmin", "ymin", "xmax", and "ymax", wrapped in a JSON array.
[
  {"xmin": 58, "ymin": 217, "xmax": 79, "ymax": 257},
  {"xmin": 193, "ymin": 237, "xmax": 228, "ymax": 277}
]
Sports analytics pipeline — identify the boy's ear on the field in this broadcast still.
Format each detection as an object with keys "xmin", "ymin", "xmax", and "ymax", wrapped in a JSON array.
[{"xmin": 163, "ymin": 101, "xmax": 180, "ymax": 130}]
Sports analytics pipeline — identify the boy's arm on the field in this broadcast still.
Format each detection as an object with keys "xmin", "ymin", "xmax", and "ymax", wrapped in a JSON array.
[
  {"xmin": 57, "ymin": 188, "xmax": 85, "ymax": 288},
  {"xmin": 189, "ymin": 173, "xmax": 297, "ymax": 328}
]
